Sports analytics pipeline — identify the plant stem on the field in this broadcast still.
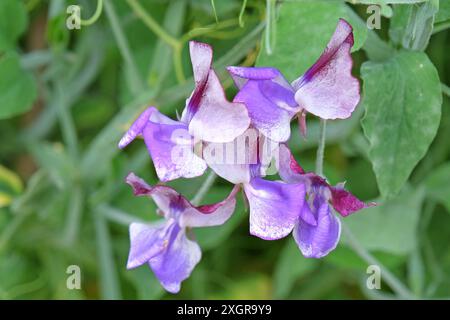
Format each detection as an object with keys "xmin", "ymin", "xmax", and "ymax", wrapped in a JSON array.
[
  {"xmin": 239, "ymin": 0, "xmax": 248, "ymax": 27},
  {"xmin": 191, "ymin": 171, "xmax": 217, "ymax": 205},
  {"xmin": 265, "ymin": 0, "xmax": 275, "ymax": 55},
  {"xmin": 211, "ymin": 0, "xmax": 219, "ymax": 23},
  {"xmin": 342, "ymin": 223, "xmax": 415, "ymax": 299},
  {"xmin": 126, "ymin": 0, "xmax": 180, "ymax": 49},
  {"xmin": 315, "ymin": 119, "xmax": 327, "ymax": 176},
  {"xmin": 442, "ymin": 83, "xmax": 450, "ymax": 97},
  {"xmin": 55, "ymin": 82, "xmax": 79, "ymax": 159},
  {"xmin": 80, "ymin": 0, "xmax": 103, "ymax": 26},
  {"xmin": 104, "ymin": 0, "xmax": 144, "ymax": 94}
]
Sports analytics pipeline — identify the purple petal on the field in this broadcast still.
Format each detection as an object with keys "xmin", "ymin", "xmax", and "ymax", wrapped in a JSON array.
[
  {"xmin": 293, "ymin": 200, "xmax": 341, "ymax": 258},
  {"xmin": 127, "ymin": 220, "xmax": 173, "ymax": 269},
  {"xmin": 244, "ymin": 177, "xmax": 305, "ymax": 240},
  {"xmin": 126, "ymin": 173, "xmax": 239, "ymax": 227},
  {"xmin": 292, "ymin": 19, "xmax": 360, "ymax": 120},
  {"xmin": 118, "ymin": 107, "xmax": 155, "ymax": 149},
  {"xmin": 277, "ymin": 144, "xmax": 305, "ymax": 183},
  {"xmin": 227, "ymin": 66, "xmax": 283, "ymax": 89},
  {"xmin": 233, "ymin": 80, "xmax": 294, "ymax": 143},
  {"xmin": 190, "ymin": 41, "xmax": 212, "ymax": 87},
  {"xmin": 330, "ymin": 185, "xmax": 376, "ymax": 217},
  {"xmin": 179, "ymin": 185, "xmax": 240, "ymax": 228},
  {"xmin": 149, "ymin": 224, "xmax": 201, "ymax": 294},
  {"xmin": 188, "ymin": 70, "xmax": 250, "ymax": 143},
  {"xmin": 141, "ymin": 108, "xmax": 207, "ymax": 181}
]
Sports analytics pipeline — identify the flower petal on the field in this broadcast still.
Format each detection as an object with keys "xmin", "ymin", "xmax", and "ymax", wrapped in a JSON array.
[
  {"xmin": 244, "ymin": 177, "xmax": 305, "ymax": 240},
  {"xmin": 229, "ymin": 67, "xmax": 297, "ymax": 142},
  {"xmin": 142, "ymin": 109, "xmax": 207, "ymax": 181},
  {"xmin": 188, "ymin": 70, "xmax": 250, "ymax": 143},
  {"xmin": 179, "ymin": 185, "xmax": 240, "ymax": 228},
  {"xmin": 329, "ymin": 185, "xmax": 376, "ymax": 217},
  {"xmin": 292, "ymin": 19, "xmax": 360, "ymax": 120},
  {"xmin": 190, "ymin": 41, "xmax": 213, "ymax": 87},
  {"xmin": 127, "ymin": 220, "xmax": 173, "ymax": 269},
  {"xmin": 149, "ymin": 224, "xmax": 201, "ymax": 294},
  {"xmin": 118, "ymin": 107, "xmax": 155, "ymax": 149},
  {"xmin": 293, "ymin": 200, "xmax": 341, "ymax": 258},
  {"xmin": 277, "ymin": 143, "xmax": 305, "ymax": 182}
]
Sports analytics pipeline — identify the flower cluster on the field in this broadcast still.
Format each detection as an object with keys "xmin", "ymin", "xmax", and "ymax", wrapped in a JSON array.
[{"xmin": 118, "ymin": 19, "xmax": 373, "ymax": 293}]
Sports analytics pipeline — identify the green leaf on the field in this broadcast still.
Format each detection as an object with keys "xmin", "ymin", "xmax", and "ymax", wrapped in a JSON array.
[
  {"xmin": 0, "ymin": 52, "xmax": 37, "ymax": 119},
  {"xmin": 361, "ymin": 51, "xmax": 442, "ymax": 197},
  {"xmin": 436, "ymin": 0, "xmax": 450, "ymax": 23},
  {"xmin": 342, "ymin": 187, "xmax": 425, "ymax": 255},
  {"xmin": 389, "ymin": 0, "xmax": 439, "ymax": 51},
  {"xmin": 425, "ymin": 162, "xmax": 450, "ymax": 212},
  {"xmin": 256, "ymin": 0, "xmax": 367, "ymax": 81},
  {"xmin": 273, "ymin": 240, "xmax": 317, "ymax": 298},
  {"xmin": 0, "ymin": 0, "xmax": 27, "ymax": 50}
]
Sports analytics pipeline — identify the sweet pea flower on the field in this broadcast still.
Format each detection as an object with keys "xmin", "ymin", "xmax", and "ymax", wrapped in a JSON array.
[
  {"xmin": 118, "ymin": 41, "xmax": 250, "ymax": 181},
  {"xmin": 227, "ymin": 19, "xmax": 360, "ymax": 141},
  {"xmin": 277, "ymin": 144, "xmax": 375, "ymax": 257},
  {"xmin": 125, "ymin": 172, "xmax": 240, "ymax": 293},
  {"xmin": 202, "ymin": 129, "xmax": 307, "ymax": 240}
]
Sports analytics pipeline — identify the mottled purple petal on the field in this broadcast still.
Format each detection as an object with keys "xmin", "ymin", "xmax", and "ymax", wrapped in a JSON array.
[
  {"xmin": 293, "ymin": 200, "xmax": 341, "ymax": 258},
  {"xmin": 330, "ymin": 185, "xmax": 376, "ymax": 217},
  {"xmin": 179, "ymin": 185, "xmax": 240, "ymax": 228},
  {"xmin": 142, "ymin": 108, "xmax": 207, "ymax": 181},
  {"xmin": 227, "ymin": 66, "xmax": 299, "ymax": 142},
  {"xmin": 292, "ymin": 19, "xmax": 360, "ymax": 120},
  {"xmin": 118, "ymin": 107, "xmax": 155, "ymax": 149},
  {"xmin": 127, "ymin": 220, "xmax": 173, "ymax": 269},
  {"xmin": 190, "ymin": 41, "xmax": 212, "ymax": 87},
  {"xmin": 188, "ymin": 70, "xmax": 250, "ymax": 143},
  {"xmin": 126, "ymin": 173, "xmax": 239, "ymax": 227},
  {"xmin": 149, "ymin": 224, "xmax": 201, "ymax": 294},
  {"xmin": 244, "ymin": 177, "xmax": 305, "ymax": 240}
]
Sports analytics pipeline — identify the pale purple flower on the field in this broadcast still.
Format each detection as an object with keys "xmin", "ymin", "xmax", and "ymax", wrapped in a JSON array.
[
  {"xmin": 203, "ymin": 130, "xmax": 307, "ymax": 241},
  {"xmin": 125, "ymin": 172, "xmax": 239, "ymax": 293},
  {"xmin": 277, "ymin": 144, "xmax": 375, "ymax": 257},
  {"xmin": 227, "ymin": 19, "xmax": 360, "ymax": 141},
  {"xmin": 118, "ymin": 41, "xmax": 250, "ymax": 182}
]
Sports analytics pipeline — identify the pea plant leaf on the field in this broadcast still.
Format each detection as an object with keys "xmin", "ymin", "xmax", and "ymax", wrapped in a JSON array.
[
  {"xmin": 361, "ymin": 50, "xmax": 442, "ymax": 198},
  {"xmin": 0, "ymin": 52, "xmax": 37, "ymax": 119},
  {"xmin": 389, "ymin": 0, "xmax": 439, "ymax": 51},
  {"xmin": 0, "ymin": 0, "xmax": 27, "ymax": 50},
  {"xmin": 342, "ymin": 187, "xmax": 425, "ymax": 255},
  {"xmin": 256, "ymin": 0, "xmax": 367, "ymax": 81}
]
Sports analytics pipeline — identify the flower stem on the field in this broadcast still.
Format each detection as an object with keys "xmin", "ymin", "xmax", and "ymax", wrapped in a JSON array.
[
  {"xmin": 342, "ymin": 223, "xmax": 416, "ymax": 299},
  {"xmin": 80, "ymin": 0, "xmax": 103, "ymax": 26},
  {"xmin": 191, "ymin": 171, "xmax": 217, "ymax": 205},
  {"xmin": 239, "ymin": 0, "xmax": 248, "ymax": 27},
  {"xmin": 315, "ymin": 119, "xmax": 327, "ymax": 177},
  {"xmin": 442, "ymin": 83, "xmax": 450, "ymax": 97},
  {"xmin": 126, "ymin": 0, "xmax": 180, "ymax": 49}
]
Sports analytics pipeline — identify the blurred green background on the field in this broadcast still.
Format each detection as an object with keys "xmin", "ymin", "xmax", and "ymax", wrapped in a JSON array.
[{"xmin": 0, "ymin": 0, "xmax": 449, "ymax": 299}]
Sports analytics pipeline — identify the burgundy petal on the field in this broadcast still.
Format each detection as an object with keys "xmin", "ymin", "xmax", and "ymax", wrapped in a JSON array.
[{"xmin": 330, "ymin": 185, "xmax": 376, "ymax": 217}]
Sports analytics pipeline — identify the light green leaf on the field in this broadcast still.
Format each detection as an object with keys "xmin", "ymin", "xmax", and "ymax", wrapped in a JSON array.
[
  {"xmin": 425, "ymin": 162, "xmax": 450, "ymax": 212},
  {"xmin": 389, "ymin": 0, "xmax": 439, "ymax": 51},
  {"xmin": 342, "ymin": 187, "xmax": 425, "ymax": 255},
  {"xmin": 256, "ymin": 0, "xmax": 367, "ymax": 81},
  {"xmin": 273, "ymin": 240, "xmax": 317, "ymax": 298},
  {"xmin": 0, "ymin": 52, "xmax": 37, "ymax": 119},
  {"xmin": 0, "ymin": 0, "xmax": 27, "ymax": 50},
  {"xmin": 436, "ymin": 0, "xmax": 450, "ymax": 23},
  {"xmin": 361, "ymin": 51, "xmax": 442, "ymax": 197},
  {"xmin": 0, "ymin": 165, "xmax": 23, "ymax": 208}
]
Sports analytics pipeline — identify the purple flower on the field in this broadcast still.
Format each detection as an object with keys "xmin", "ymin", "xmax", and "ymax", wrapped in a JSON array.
[
  {"xmin": 277, "ymin": 144, "xmax": 375, "ymax": 257},
  {"xmin": 125, "ymin": 172, "xmax": 239, "ymax": 293},
  {"xmin": 118, "ymin": 41, "xmax": 250, "ymax": 181},
  {"xmin": 227, "ymin": 19, "xmax": 360, "ymax": 141},
  {"xmin": 203, "ymin": 130, "xmax": 307, "ymax": 240}
]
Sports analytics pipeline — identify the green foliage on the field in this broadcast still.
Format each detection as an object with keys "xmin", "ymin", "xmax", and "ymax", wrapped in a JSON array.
[
  {"xmin": 0, "ymin": 52, "xmax": 37, "ymax": 119},
  {"xmin": 0, "ymin": 0, "xmax": 27, "ymax": 51},
  {"xmin": 257, "ymin": 0, "xmax": 367, "ymax": 80},
  {"xmin": 361, "ymin": 51, "xmax": 442, "ymax": 198}
]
